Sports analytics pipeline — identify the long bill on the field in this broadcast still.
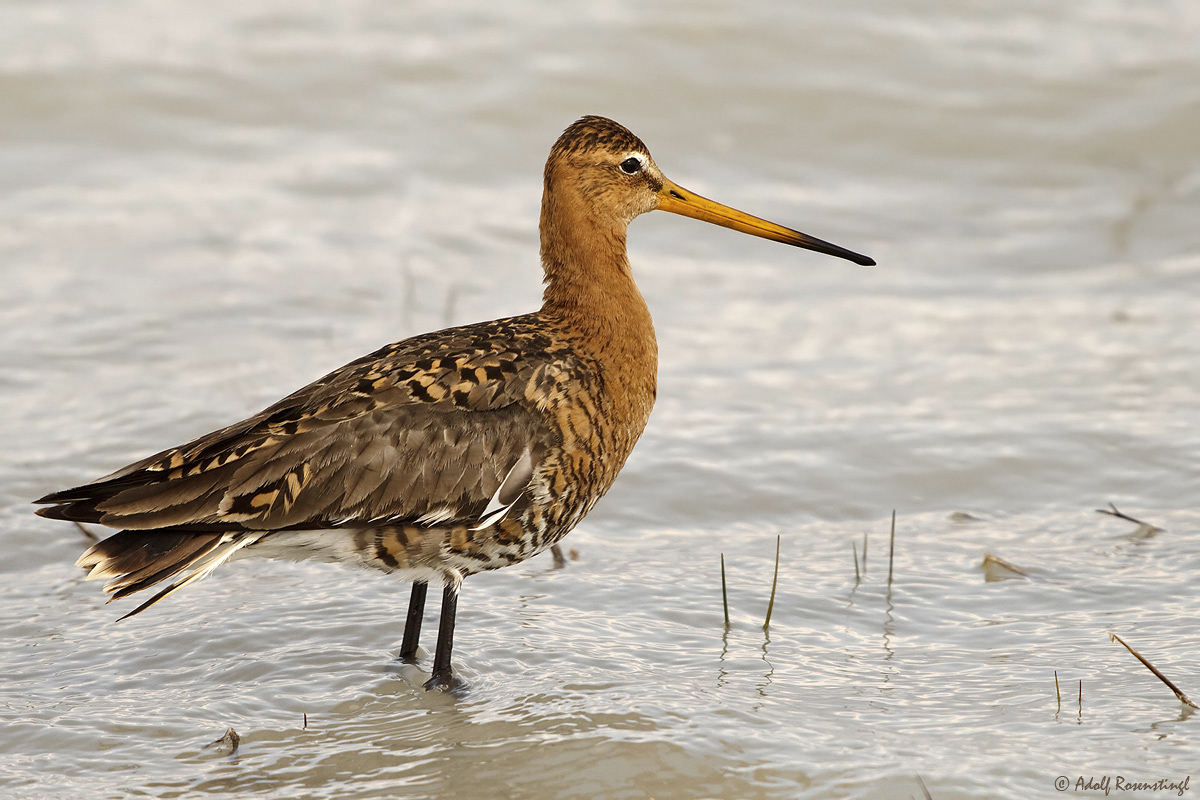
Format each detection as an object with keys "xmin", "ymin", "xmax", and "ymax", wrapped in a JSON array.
[{"xmin": 656, "ymin": 178, "xmax": 875, "ymax": 267}]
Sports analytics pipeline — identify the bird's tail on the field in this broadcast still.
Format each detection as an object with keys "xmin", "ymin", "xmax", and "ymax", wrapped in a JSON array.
[{"xmin": 77, "ymin": 530, "xmax": 264, "ymax": 619}]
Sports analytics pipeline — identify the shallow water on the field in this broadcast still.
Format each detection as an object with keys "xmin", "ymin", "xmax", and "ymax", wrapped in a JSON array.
[{"xmin": 3, "ymin": 1, "xmax": 1199, "ymax": 798}]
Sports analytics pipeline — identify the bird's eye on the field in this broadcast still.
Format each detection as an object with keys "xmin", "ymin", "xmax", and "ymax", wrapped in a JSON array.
[{"xmin": 618, "ymin": 156, "xmax": 643, "ymax": 175}]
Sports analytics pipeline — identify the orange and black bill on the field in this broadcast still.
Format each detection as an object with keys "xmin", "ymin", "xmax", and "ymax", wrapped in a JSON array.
[{"xmin": 656, "ymin": 178, "xmax": 875, "ymax": 267}]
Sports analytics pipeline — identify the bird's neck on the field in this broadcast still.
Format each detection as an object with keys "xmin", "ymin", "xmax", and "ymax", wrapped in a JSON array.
[
  {"xmin": 538, "ymin": 188, "xmax": 658, "ymax": 408},
  {"xmin": 540, "ymin": 193, "xmax": 652, "ymax": 332}
]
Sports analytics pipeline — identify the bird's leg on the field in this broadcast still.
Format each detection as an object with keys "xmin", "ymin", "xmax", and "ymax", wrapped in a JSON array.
[
  {"xmin": 399, "ymin": 581, "xmax": 427, "ymax": 662},
  {"xmin": 424, "ymin": 582, "xmax": 459, "ymax": 691}
]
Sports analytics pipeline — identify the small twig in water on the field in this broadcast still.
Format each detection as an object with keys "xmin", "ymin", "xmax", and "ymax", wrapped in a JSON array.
[
  {"xmin": 852, "ymin": 541, "xmax": 860, "ymax": 583},
  {"xmin": 1096, "ymin": 502, "xmax": 1144, "ymax": 525},
  {"xmin": 914, "ymin": 773, "xmax": 933, "ymax": 800},
  {"xmin": 1109, "ymin": 632, "xmax": 1199, "ymax": 709},
  {"xmin": 720, "ymin": 553, "xmax": 730, "ymax": 629},
  {"xmin": 1054, "ymin": 670, "xmax": 1061, "ymax": 711},
  {"xmin": 1096, "ymin": 503, "xmax": 1163, "ymax": 534},
  {"xmin": 763, "ymin": 535, "xmax": 780, "ymax": 631}
]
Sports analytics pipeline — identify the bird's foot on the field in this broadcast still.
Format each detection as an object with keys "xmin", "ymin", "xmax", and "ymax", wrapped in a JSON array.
[{"xmin": 423, "ymin": 669, "xmax": 465, "ymax": 693}]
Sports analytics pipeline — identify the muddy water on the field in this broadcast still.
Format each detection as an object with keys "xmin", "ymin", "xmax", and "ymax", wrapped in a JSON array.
[{"xmin": 3, "ymin": 1, "xmax": 1199, "ymax": 798}]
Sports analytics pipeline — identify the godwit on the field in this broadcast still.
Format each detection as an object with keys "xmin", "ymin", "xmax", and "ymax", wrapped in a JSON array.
[{"xmin": 35, "ymin": 116, "xmax": 873, "ymax": 689}]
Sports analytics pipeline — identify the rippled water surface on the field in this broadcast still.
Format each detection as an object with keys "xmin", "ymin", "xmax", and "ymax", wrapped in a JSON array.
[{"xmin": 3, "ymin": 2, "xmax": 1199, "ymax": 798}]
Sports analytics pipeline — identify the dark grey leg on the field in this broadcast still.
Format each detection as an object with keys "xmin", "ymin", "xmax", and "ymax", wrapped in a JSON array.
[
  {"xmin": 424, "ymin": 583, "xmax": 458, "ymax": 690},
  {"xmin": 399, "ymin": 582, "xmax": 427, "ymax": 661}
]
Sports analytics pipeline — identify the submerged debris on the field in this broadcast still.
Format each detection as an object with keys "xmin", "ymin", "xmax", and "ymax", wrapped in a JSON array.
[
  {"xmin": 548, "ymin": 544, "xmax": 580, "ymax": 569},
  {"xmin": 980, "ymin": 551, "xmax": 1028, "ymax": 582},
  {"xmin": 203, "ymin": 727, "xmax": 241, "ymax": 757}
]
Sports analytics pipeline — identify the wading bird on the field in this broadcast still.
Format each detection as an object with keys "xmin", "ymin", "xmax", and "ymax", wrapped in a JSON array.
[{"xmin": 35, "ymin": 116, "xmax": 873, "ymax": 689}]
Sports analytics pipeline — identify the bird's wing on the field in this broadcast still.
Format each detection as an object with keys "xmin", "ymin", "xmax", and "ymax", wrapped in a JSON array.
[{"xmin": 36, "ymin": 318, "xmax": 574, "ymax": 532}]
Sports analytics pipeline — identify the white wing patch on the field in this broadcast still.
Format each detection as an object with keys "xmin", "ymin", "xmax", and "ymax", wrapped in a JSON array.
[{"xmin": 470, "ymin": 448, "xmax": 533, "ymax": 531}]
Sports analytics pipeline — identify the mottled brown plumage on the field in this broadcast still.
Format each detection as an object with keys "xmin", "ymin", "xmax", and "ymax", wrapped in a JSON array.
[{"xmin": 35, "ymin": 115, "xmax": 873, "ymax": 688}]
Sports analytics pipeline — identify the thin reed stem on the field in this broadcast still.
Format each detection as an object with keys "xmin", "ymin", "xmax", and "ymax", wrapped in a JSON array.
[
  {"xmin": 720, "ymin": 553, "xmax": 730, "ymax": 629},
  {"xmin": 763, "ymin": 535, "xmax": 780, "ymax": 631},
  {"xmin": 887, "ymin": 510, "xmax": 896, "ymax": 586}
]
